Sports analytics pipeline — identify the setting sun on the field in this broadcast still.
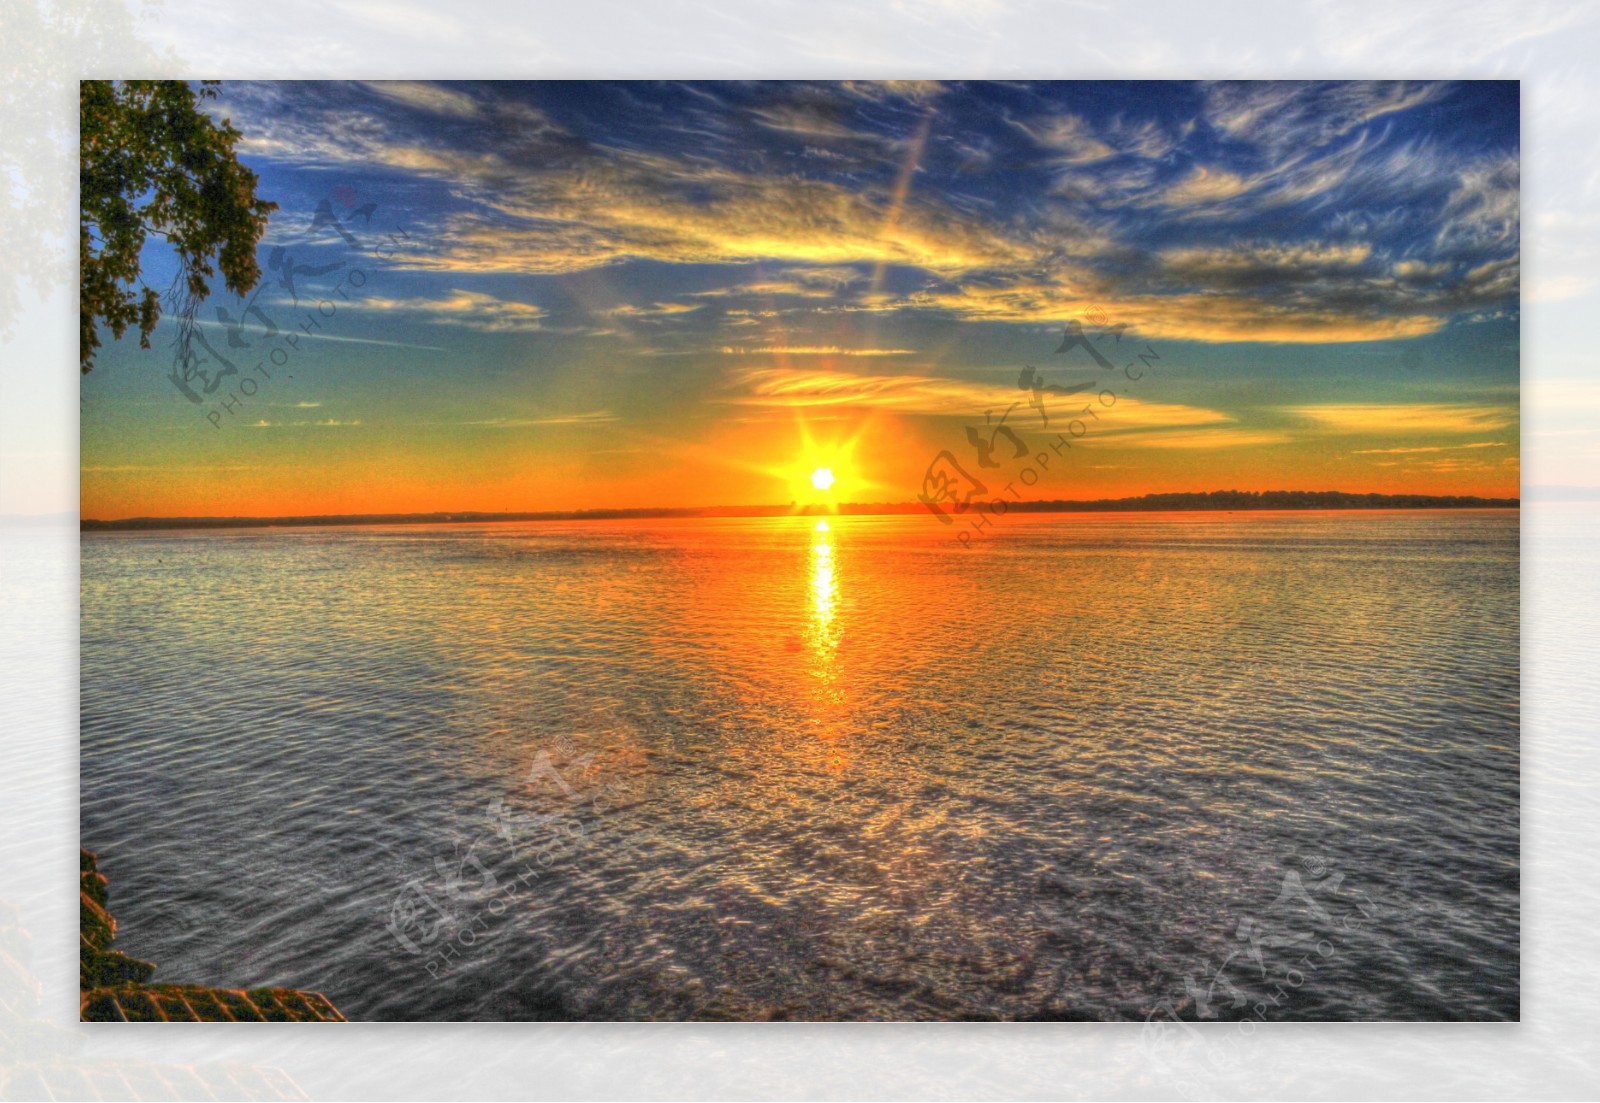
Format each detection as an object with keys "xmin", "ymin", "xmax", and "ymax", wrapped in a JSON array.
[{"xmin": 810, "ymin": 468, "xmax": 835, "ymax": 491}]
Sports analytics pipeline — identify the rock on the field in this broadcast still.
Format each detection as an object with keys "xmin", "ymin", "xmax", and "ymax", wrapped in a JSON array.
[{"xmin": 77, "ymin": 847, "xmax": 344, "ymax": 1023}]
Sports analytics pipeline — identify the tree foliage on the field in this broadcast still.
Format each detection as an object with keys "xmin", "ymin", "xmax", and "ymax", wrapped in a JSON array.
[{"xmin": 79, "ymin": 80, "xmax": 275, "ymax": 373}]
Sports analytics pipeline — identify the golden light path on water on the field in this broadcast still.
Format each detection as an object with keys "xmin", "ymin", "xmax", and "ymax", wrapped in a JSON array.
[{"xmin": 808, "ymin": 518, "xmax": 846, "ymax": 770}]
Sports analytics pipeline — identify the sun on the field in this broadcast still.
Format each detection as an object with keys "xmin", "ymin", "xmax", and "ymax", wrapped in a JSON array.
[{"xmin": 810, "ymin": 467, "xmax": 835, "ymax": 491}]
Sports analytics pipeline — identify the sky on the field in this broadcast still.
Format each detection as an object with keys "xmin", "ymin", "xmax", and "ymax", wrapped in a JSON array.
[{"xmin": 79, "ymin": 79, "xmax": 1521, "ymax": 519}]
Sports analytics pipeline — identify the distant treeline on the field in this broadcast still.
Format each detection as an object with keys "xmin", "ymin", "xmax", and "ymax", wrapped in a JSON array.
[
  {"xmin": 82, "ymin": 505, "xmax": 807, "ymax": 531},
  {"xmin": 1007, "ymin": 489, "xmax": 1520, "ymax": 513},
  {"xmin": 79, "ymin": 490, "xmax": 1518, "ymax": 532}
]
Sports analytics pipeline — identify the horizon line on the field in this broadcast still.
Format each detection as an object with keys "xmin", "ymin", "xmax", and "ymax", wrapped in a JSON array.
[{"xmin": 76, "ymin": 489, "xmax": 1522, "ymax": 532}]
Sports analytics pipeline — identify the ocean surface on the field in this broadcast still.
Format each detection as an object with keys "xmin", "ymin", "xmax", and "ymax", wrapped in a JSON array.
[{"xmin": 79, "ymin": 510, "xmax": 1519, "ymax": 1021}]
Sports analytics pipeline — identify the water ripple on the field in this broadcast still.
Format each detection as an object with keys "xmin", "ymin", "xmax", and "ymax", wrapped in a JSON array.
[{"xmin": 81, "ymin": 511, "xmax": 1519, "ymax": 1020}]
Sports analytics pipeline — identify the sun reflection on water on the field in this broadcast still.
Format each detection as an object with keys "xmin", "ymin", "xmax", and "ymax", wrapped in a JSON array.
[
  {"xmin": 805, "ymin": 517, "xmax": 848, "ymax": 768},
  {"xmin": 807, "ymin": 519, "xmax": 839, "ymax": 670}
]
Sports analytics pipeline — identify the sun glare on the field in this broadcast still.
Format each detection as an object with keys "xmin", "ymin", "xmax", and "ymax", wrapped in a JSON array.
[{"xmin": 810, "ymin": 467, "xmax": 835, "ymax": 491}]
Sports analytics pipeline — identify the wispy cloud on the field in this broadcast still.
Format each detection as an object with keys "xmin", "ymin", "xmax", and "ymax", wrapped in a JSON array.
[
  {"xmin": 1012, "ymin": 112, "xmax": 1117, "ymax": 165},
  {"xmin": 1352, "ymin": 441, "xmax": 1508, "ymax": 454},
  {"xmin": 465, "ymin": 411, "xmax": 617, "ymax": 428},
  {"xmin": 605, "ymin": 302, "xmax": 703, "ymax": 318},
  {"xmin": 362, "ymin": 81, "xmax": 480, "ymax": 118},
  {"xmin": 1285, "ymin": 403, "xmax": 1517, "ymax": 434},
  {"xmin": 248, "ymin": 419, "xmax": 365, "ymax": 428},
  {"xmin": 81, "ymin": 464, "xmax": 259, "ymax": 472},
  {"xmin": 895, "ymin": 282, "xmax": 1446, "ymax": 343},
  {"xmin": 356, "ymin": 289, "xmax": 545, "ymax": 332},
  {"xmin": 1160, "ymin": 241, "xmax": 1374, "ymax": 281},
  {"xmin": 192, "ymin": 318, "xmax": 445, "ymax": 353},
  {"xmin": 841, "ymin": 80, "xmax": 946, "ymax": 104},
  {"xmin": 719, "ymin": 345, "xmax": 917, "ymax": 357},
  {"xmin": 1103, "ymin": 427, "xmax": 1293, "ymax": 449},
  {"xmin": 1202, "ymin": 81, "xmax": 1444, "ymax": 159},
  {"xmin": 221, "ymin": 80, "xmax": 1518, "ymax": 346},
  {"xmin": 1160, "ymin": 165, "xmax": 1255, "ymax": 206},
  {"xmin": 727, "ymin": 367, "xmax": 1232, "ymax": 428}
]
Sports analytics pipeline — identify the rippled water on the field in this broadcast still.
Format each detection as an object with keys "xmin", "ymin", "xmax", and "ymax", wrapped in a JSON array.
[{"xmin": 80, "ymin": 510, "xmax": 1518, "ymax": 1021}]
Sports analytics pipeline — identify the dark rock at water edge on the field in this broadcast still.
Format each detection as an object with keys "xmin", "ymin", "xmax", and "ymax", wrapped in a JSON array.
[{"xmin": 78, "ymin": 848, "xmax": 346, "ymax": 1022}]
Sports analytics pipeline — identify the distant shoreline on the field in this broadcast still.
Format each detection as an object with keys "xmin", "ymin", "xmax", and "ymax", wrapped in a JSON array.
[{"xmin": 80, "ymin": 491, "xmax": 1519, "ymax": 532}]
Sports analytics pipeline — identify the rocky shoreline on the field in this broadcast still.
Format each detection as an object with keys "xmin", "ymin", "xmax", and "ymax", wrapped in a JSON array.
[{"xmin": 79, "ymin": 849, "xmax": 345, "ymax": 1023}]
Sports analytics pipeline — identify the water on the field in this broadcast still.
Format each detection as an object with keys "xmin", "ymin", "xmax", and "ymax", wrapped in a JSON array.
[{"xmin": 79, "ymin": 510, "xmax": 1519, "ymax": 1021}]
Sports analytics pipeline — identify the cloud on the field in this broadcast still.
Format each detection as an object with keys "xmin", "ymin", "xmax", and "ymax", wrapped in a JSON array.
[
  {"xmin": 465, "ymin": 411, "xmax": 617, "ymax": 427},
  {"xmin": 362, "ymin": 81, "xmax": 479, "ymax": 118},
  {"xmin": 1160, "ymin": 241, "xmax": 1374, "ymax": 282},
  {"xmin": 784, "ymin": 266, "xmax": 865, "ymax": 289},
  {"xmin": 694, "ymin": 279, "xmax": 847, "ymax": 300},
  {"xmin": 82, "ymin": 464, "xmax": 259, "ymax": 472},
  {"xmin": 1104, "ymin": 116, "xmax": 1183, "ymax": 160},
  {"xmin": 415, "ymin": 162, "xmax": 1036, "ymax": 278},
  {"xmin": 750, "ymin": 102, "xmax": 885, "ymax": 144},
  {"xmin": 1391, "ymin": 258, "xmax": 1453, "ymax": 284},
  {"xmin": 841, "ymin": 80, "xmax": 946, "ymax": 104},
  {"xmin": 727, "ymin": 367, "xmax": 1231, "ymax": 427},
  {"xmin": 192, "ymin": 317, "xmax": 444, "ymax": 353},
  {"xmin": 1161, "ymin": 165, "xmax": 1256, "ymax": 206},
  {"xmin": 1351, "ymin": 442, "xmax": 1508, "ymax": 454},
  {"xmin": 1436, "ymin": 155, "xmax": 1520, "ymax": 258},
  {"xmin": 249, "ymin": 419, "xmax": 364, "ymax": 428},
  {"xmin": 356, "ymin": 289, "xmax": 545, "ymax": 332},
  {"xmin": 1104, "ymin": 427, "xmax": 1294, "ymax": 449},
  {"xmin": 605, "ymin": 302, "xmax": 703, "ymax": 318},
  {"xmin": 719, "ymin": 345, "xmax": 916, "ymax": 356},
  {"xmin": 1202, "ymin": 81, "xmax": 1444, "ymax": 158},
  {"xmin": 1285, "ymin": 403, "xmax": 1517, "ymax": 434},
  {"xmin": 1013, "ymin": 113, "xmax": 1117, "ymax": 164},
  {"xmin": 896, "ymin": 282, "xmax": 1446, "ymax": 343},
  {"xmin": 728, "ymin": 366, "xmax": 1027, "ymax": 414},
  {"xmin": 223, "ymin": 81, "xmax": 565, "ymax": 172},
  {"xmin": 220, "ymin": 80, "xmax": 1518, "ymax": 346}
]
